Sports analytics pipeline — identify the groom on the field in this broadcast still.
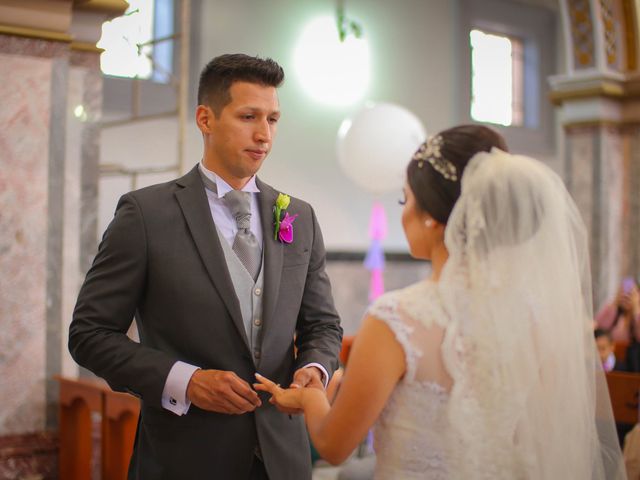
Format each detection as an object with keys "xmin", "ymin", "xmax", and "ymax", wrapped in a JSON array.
[{"xmin": 69, "ymin": 54, "xmax": 343, "ymax": 479}]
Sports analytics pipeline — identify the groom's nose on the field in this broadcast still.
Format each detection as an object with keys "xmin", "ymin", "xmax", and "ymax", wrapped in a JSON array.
[{"xmin": 254, "ymin": 119, "xmax": 272, "ymax": 144}]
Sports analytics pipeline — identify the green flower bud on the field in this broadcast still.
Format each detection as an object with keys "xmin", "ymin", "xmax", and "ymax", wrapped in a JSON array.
[{"xmin": 276, "ymin": 193, "xmax": 291, "ymax": 210}]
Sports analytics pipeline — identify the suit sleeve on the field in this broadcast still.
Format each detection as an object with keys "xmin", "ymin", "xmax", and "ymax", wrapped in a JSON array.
[
  {"xmin": 69, "ymin": 193, "xmax": 177, "ymax": 408},
  {"xmin": 294, "ymin": 205, "xmax": 343, "ymax": 378}
]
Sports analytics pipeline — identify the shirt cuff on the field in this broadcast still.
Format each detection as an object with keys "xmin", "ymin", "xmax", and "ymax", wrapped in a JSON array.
[
  {"xmin": 301, "ymin": 362, "xmax": 329, "ymax": 388},
  {"xmin": 161, "ymin": 361, "xmax": 200, "ymax": 416}
]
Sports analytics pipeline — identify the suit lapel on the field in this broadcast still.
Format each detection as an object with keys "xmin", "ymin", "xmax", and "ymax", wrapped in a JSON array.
[
  {"xmin": 175, "ymin": 166, "xmax": 249, "ymax": 349},
  {"xmin": 257, "ymin": 178, "xmax": 283, "ymax": 332}
]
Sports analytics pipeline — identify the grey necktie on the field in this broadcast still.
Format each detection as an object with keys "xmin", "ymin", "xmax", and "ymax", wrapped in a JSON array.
[{"xmin": 223, "ymin": 189, "xmax": 261, "ymax": 281}]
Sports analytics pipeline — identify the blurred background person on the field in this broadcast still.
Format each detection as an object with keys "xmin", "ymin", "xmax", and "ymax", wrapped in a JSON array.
[
  {"xmin": 595, "ymin": 278, "xmax": 640, "ymax": 372},
  {"xmin": 595, "ymin": 328, "xmax": 625, "ymax": 372}
]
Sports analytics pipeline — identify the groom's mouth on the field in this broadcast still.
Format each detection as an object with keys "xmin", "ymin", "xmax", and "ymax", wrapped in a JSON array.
[{"xmin": 245, "ymin": 149, "xmax": 267, "ymax": 161}]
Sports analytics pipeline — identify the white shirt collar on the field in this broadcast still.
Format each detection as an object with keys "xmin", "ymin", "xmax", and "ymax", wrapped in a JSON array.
[{"xmin": 199, "ymin": 160, "xmax": 260, "ymax": 199}]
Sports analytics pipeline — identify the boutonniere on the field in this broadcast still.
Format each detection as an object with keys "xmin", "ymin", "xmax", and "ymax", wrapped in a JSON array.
[{"xmin": 273, "ymin": 193, "xmax": 298, "ymax": 243}]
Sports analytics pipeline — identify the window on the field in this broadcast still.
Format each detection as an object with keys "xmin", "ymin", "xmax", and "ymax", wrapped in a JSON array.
[
  {"xmin": 458, "ymin": 0, "xmax": 555, "ymax": 156},
  {"xmin": 97, "ymin": 0, "xmax": 174, "ymax": 82},
  {"xmin": 470, "ymin": 29, "xmax": 524, "ymax": 126}
]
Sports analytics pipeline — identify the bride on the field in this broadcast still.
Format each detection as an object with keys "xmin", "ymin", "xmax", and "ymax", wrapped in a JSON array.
[{"xmin": 255, "ymin": 125, "xmax": 625, "ymax": 479}]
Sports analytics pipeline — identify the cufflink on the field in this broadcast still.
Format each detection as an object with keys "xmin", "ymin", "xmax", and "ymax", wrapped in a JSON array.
[{"xmin": 170, "ymin": 397, "xmax": 177, "ymax": 406}]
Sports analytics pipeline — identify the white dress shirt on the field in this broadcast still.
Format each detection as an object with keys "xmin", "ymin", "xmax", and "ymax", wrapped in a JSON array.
[{"xmin": 161, "ymin": 162, "xmax": 327, "ymax": 415}]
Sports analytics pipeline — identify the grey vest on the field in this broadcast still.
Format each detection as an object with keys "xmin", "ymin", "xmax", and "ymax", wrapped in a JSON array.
[{"xmin": 215, "ymin": 224, "xmax": 265, "ymax": 366}]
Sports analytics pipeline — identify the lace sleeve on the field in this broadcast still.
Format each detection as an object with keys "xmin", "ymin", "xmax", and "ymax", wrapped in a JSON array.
[{"xmin": 367, "ymin": 292, "xmax": 422, "ymax": 382}]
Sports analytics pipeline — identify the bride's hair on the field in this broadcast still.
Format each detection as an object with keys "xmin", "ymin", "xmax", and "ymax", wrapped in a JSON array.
[{"xmin": 406, "ymin": 125, "xmax": 507, "ymax": 224}]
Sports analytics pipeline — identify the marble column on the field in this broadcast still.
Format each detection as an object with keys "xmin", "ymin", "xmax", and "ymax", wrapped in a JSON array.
[
  {"xmin": 0, "ymin": 0, "xmax": 126, "ymax": 446},
  {"xmin": 552, "ymin": 0, "xmax": 639, "ymax": 310},
  {"xmin": 626, "ymin": 124, "xmax": 640, "ymax": 277},
  {"xmin": 564, "ymin": 123, "xmax": 624, "ymax": 309},
  {"xmin": 0, "ymin": 35, "xmax": 69, "ymax": 435}
]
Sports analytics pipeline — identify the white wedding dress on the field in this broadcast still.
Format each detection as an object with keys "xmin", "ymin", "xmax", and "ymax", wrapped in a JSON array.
[
  {"xmin": 363, "ymin": 148, "xmax": 625, "ymax": 479},
  {"xmin": 369, "ymin": 280, "xmax": 452, "ymax": 480}
]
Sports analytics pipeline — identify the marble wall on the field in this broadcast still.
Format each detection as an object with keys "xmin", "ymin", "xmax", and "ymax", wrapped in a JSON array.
[
  {"xmin": 626, "ymin": 125, "xmax": 640, "ymax": 278},
  {"xmin": 0, "ymin": 35, "xmax": 102, "ymax": 437},
  {"xmin": 598, "ymin": 127, "xmax": 624, "ymax": 310},
  {"xmin": 565, "ymin": 124, "xmax": 625, "ymax": 311},
  {"xmin": 565, "ymin": 128, "xmax": 595, "ymax": 241},
  {"xmin": 0, "ymin": 50, "xmax": 53, "ymax": 435},
  {"xmin": 63, "ymin": 52, "xmax": 101, "ymax": 380}
]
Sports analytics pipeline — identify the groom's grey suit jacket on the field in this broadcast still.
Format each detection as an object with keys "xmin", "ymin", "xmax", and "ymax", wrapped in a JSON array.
[{"xmin": 69, "ymin": 165, "xmax": 343, "ymax": 479}]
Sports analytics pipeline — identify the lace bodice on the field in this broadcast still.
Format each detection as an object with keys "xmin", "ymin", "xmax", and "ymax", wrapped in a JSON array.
[{"xmin": 368, "ymin": 281, "xmax": 453, "ymax": 480}]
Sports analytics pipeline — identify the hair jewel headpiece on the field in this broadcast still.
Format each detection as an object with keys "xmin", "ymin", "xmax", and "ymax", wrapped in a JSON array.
[{"xmin": 412, "ymin": 134, "xmax": 458, "ymax": 181}]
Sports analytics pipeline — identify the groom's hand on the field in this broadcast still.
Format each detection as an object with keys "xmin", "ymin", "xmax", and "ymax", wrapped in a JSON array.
[
  {"xmin": 187, "ymin": 369, "xmax": 261, "ymax": 415},
  {"xmin": 291, "ymin": 367, "xmax": 324, "ymax": 390}
]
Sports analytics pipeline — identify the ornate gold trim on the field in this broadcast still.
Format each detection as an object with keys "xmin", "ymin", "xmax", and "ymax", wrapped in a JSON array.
[
  {"xmin": 73, "ymin": 0, "xmax": 129, "ymax": 17},
  {"xmin": 562, "ymin": 119, "xmax": 623, "ymax": 129},
  {"xmin": 0, "ymin": 24, "xmax": 72, "ymax": 43},
  {"xmin": 568, "ymin": 0, "xmax": 595, "ymax": 68},
  {"xmin": 71, "ymin": 41, "xmax": 103, "ymax": 53},
  {"xmin": 561, "ymin": 114, "xmax": 640, "ymax": 129},
  {"xmin": 549, "ymin": 81, "xmax": 625, "ymax": 104},
  {"xmin": 599, "ymin": 0, "xmax": 618, "ymax": 68},
  {"xmin": 563, "ymin": 121, "xmax": 640, "ymax": 132}
]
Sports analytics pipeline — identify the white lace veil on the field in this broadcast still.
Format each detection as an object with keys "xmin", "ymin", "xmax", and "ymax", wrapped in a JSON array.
[{"xmin": 438, "ymin": 148, "xmax": 625, "ymax": 479}]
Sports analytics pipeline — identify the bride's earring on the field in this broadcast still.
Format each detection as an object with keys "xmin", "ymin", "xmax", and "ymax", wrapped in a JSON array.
[{"xmin": 425, "ymin": 219, "xmax": 434, "ymax": 228}]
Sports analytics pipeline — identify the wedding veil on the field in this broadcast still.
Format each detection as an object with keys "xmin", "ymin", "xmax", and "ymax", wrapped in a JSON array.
[{"xmin": 438, "ymin": 148, "xmax": 625, "ymax": 479}]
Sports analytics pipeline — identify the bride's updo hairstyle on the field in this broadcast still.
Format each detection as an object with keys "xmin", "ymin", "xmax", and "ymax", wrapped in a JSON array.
[{"xmin": 406, "ymin": 125, "xmax": 507, "ymax": 224}]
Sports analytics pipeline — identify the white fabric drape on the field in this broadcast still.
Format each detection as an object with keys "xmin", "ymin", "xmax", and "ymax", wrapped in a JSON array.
[{"xmin": 438, "ymin": 148, "xmax": 625, "ymax": 479}]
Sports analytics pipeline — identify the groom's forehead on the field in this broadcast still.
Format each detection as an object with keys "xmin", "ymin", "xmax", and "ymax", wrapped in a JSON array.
[{"xmin": 227, "ymin": 82, "xmax": 279, "ymax": 109}]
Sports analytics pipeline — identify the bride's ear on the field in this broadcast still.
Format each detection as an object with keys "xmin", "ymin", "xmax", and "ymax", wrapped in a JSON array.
[{"xmin": 424, "ymin": 215, "xmax": 443, "ymax": 230}]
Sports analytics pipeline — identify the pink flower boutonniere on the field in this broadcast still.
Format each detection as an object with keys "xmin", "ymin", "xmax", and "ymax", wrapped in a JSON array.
[{"xmin": 273, "ymin": 193, "xmax": 298, "ymax": 244}]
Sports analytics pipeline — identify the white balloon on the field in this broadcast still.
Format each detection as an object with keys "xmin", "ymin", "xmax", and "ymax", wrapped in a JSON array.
[{"xmin": 337, "ymin": 102, "xmax": 426, "ymax": 194}]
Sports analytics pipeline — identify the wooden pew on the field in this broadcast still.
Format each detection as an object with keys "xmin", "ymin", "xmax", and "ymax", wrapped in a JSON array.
[
  {"xmin": 102, "ymin": 389, "xmax": 140, "ymax": 480},
  {"xmin": 56, "ymin": 376, "xmax": 140, "ymax": 480},
  {"xmin": 614, "ymin": 341, "xmax": 629, "ymax": 364},
  {"xmin": 57, "ymin": 376, "xmax": 104, "ymax": 480},
  {"xmin": 605, "ymin": 371, "xmax": 640, "ymax": 425}
]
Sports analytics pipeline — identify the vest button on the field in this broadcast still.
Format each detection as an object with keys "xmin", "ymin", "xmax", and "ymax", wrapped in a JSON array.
[
  {"xmin": 254, "ymin": 318, "xmax": 262, "ymax": 326},
  {"xmin": 254, "ymin": 288, "xmax": 262, "ymax": 296},
  {"xmin": 254, "ymin": 350, "xmax": 261, "ymax": 359}
]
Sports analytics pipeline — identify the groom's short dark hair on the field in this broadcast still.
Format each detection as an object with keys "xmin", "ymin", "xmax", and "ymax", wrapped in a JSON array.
[{"xmin": 197, "ymin": 54, "xmax": 285, "ymax": 116}]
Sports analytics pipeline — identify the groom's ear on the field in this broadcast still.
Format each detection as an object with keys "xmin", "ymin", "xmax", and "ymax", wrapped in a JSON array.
[{"xmin": 195, "ymin": 105, "xmax": 214, "ymax": 133}]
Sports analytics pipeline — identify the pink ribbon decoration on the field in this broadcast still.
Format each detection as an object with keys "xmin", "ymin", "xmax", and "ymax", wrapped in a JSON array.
[{"xmin": 364, "ymin": 203, "xmax": 387, "ymax": 302}]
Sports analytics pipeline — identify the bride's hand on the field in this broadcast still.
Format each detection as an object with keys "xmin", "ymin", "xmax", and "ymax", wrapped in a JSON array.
[{"xmin": 254, "ymin": 373, "xmax": 306, "ymax": 412}]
